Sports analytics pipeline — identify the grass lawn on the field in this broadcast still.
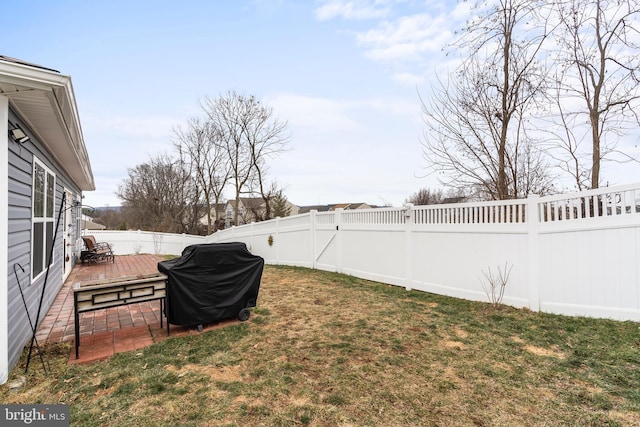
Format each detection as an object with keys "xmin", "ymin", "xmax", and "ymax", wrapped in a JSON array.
[{"xmin": 2, "ymin": 265, "xmax": 639, "ymax": 426}]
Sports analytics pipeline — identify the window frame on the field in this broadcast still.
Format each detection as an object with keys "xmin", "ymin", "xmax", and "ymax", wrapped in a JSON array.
[{"xmin": 31, "ymin": 158, "xmax": 56, "ymax": 280}]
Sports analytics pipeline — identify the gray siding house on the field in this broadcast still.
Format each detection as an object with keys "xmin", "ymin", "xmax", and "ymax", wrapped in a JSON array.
[{"xmin": 1, "ymin": 56, "xmax": 94, "ymax": 383}]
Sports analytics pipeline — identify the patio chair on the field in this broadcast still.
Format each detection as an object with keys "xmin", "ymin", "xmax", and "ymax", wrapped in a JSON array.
[
  {"xmin": 80, "ymin": 235, "xmax": 114, "ymax": 263},
  {"xmin": 83, "ymin": 235, "xmax": 112, "ymax": 251}
]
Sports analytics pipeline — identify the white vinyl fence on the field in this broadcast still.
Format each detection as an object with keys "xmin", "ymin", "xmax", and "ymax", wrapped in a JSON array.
[
  {"xmin": 83, "ymin": 229, "xmax": 205, "ymax": 256},
  {"xmin": 86, "ymin": 184, "xmax": 640, "ymax": 321}
]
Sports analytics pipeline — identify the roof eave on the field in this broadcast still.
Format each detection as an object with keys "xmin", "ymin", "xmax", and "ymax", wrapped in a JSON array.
[{"xmin": 1, "ymin": 60, "xmax": 95, "ymax": 191}]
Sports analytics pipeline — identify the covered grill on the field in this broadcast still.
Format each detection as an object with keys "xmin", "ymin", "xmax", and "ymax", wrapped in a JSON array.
[{"xmin": 158, "ymin": 242, "xmax": 264, "ymax": 328}]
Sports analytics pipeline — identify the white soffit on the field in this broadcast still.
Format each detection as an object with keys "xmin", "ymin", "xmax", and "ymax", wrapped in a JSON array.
[{"xmin": 0, "ymin": 59, "xmax": 94, "ymax": 191}]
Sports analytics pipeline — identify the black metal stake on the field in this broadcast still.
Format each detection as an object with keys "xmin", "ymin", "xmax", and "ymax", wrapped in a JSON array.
[{"xmin": 13, "ymin": 263, "xmax": 49, "ymax": 374}]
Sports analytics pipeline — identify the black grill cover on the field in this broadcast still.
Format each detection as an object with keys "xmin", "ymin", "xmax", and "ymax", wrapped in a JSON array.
[{"xmin": 157, "ymin": 242, "xmax": 264, "ymax": 326}]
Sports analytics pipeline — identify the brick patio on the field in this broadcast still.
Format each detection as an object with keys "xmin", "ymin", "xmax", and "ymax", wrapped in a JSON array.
[{"xmin": 36, "ymin": 254, "xmax": 238, "ymax": 364}]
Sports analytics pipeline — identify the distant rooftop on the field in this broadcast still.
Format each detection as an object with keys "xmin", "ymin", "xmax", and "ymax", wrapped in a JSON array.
[{"xmin": 0, "ymin": 55, "xmax": 60, "ymax": 73}]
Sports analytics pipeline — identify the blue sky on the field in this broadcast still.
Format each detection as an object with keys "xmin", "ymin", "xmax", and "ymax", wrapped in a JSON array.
[{"xmin": 5, "ymin": 1, "xmax": 637, "ymax": 207}]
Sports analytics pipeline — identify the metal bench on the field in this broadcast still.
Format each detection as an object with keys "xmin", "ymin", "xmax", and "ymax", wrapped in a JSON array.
[{"xmin": 73, "ymin": 273, "xmax": 168, "ymax": 358}]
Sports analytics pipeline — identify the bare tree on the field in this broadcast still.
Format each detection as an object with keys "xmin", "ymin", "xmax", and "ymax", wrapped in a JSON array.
[
  {"xmin": 202, "ymin": 92, "xmax": 289, "ymax": 225},
  {"xmin": 405, "ymin": 188, "xmax": 444, "ymax": 205},
  {"xmin": 422, "ymin": 0, "xmax": 554, "ymax": 200},
  {"xmin": 91, "ymin": 208, "xmax": 125, "ymax": 230},
  {"xmin": 540, "ymin": 78, "xmax": 592, "ymax": 190},
  {"xmin": 117, "ymin": 154, "xmax": 201, "ymax": 233},
  {"xmin": 551, "ymin": 0, "xmax": 640, "ymax": 189},
  {"xmin": 173, "ymin": 117, "xmax": 230, "ymax": 234}
]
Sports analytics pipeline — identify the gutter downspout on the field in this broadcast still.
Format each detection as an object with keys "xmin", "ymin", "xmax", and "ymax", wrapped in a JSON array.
[{"xmin": 0, "ymin": 95, "xmax": 9, "ymax": 384}]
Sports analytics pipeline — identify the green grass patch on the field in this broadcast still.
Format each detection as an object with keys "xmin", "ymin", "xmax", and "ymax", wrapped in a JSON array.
[{"xmin": 2, "ymin": 265, "xmax": 639, "ymax": 426}]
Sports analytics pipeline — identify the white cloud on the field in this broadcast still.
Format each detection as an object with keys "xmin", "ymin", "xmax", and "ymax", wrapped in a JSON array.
[
  {"xmin": 83, "ymin": 112, "xmax": 181, "ymax": 139},
  {"xmin": 79, "ymin": 111, "xmax": 187, "ymax": 206},
  {"xmin": 316, "ymin": 2, "xmax": 469, "ymax": 84},
  {"xmin": 315, "ymin": 0, "xmax": 391, "ymax": 21},
  {"xmin": 264, "ymin": 90, "xmax": 426, "ymax": 206},
  {"xmin": 267, "ymin": 92, "xmax": 420, "ymax": 131},
  {"xmin": 267, "ymin": 93, "xmax": 361, "ymax": 132},
  {"xmin": 356, "ymin": 13, "xmax": 452, "ymax": 62},
  {"xmin": 392, "ymin": 72, "xmax": 424, "ymax": 85},
  {"xmin": 358, "ymin": 96, "xmax": 419, "ymax": 118},
  {"xmin": 450, "ymin": 1, "xmax": 472, "ymax": 21},
  {"xmin": 83, "ymin": 174, "xmax": 123, "ymax": 208}
]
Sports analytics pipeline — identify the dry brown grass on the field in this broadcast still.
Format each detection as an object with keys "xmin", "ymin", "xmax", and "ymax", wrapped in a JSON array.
[{"xmin": 2, "ymin": 265, "xmax": 639, "ymax": 426}]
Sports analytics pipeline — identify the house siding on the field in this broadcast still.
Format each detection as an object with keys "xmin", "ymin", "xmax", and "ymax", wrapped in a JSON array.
[{"xmin": 7, "ymin": 109, "xmax": 82, "ymax": 371}]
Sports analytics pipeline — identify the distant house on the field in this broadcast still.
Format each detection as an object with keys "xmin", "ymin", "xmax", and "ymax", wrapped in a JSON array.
[
  {"xmin": 329, "ymin": 203, "xmax": 372, "ymax": 211},
  {"xmin": 225, "ymin": 197, "xmax": 299, "ymax": 228},
  {"xmin": 82, "ymin": 214, "xmax": 106, "ymax": 230},
  {"xmin": 1, "ymin": 56, "xmax": 94, "ymax": 383},
  {"xmin": 298, "ymin": 202, "xmax": 375, "ymax": 214},
  {"xmin": 198, "ymin": 203, "xmax": 226, "ymax": 232},
  {"xmin": 441, "ymin": 196, "xmax": 467, "ymax": 204},
  {"xmin": 298, "ymin": 205, "xmax": 332, "ymax": 214}
]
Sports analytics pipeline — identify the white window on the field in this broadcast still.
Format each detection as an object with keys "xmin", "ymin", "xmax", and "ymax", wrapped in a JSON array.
[{"xmin": 32, "ymin": 159, "xmax": 56, "ymax": 279}]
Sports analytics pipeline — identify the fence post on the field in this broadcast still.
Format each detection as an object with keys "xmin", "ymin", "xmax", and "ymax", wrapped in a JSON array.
[
  {"xmin": 249, "ymin": 222, "xmax": 255, "ymax": 254},
  {"xmin": 527, "ymin": 194, "xmax": 540, "ymax": 312},
  {"xmin": 404, "ymin": 204, "xmax": 414, "ymax": 291},
  {"xmin": 335, "ymin": 208, "xmax": 343, "ymax": 274},
  {"xmin": 136, "ymin": 229, "xmax": 142, "ymax": 254},
  {"xmin": 310, "ymin": 210, "xmax": 317, "ymax": 269},
  {"xmin": 275, "ymin": 217, "xmax": 280, "ymax": 265}
]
